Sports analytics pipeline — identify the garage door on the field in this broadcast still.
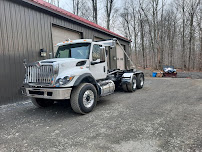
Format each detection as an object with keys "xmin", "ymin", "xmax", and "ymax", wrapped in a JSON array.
[
  {"xmin": 52, "ymin": 26, "xmax": 81, "ymax": 54},
  {"xmin": 94, "ymin": 37, "xmax": 104, "ymax": 41},
  {"xmin": 116, "ymin": 44, "xmax": 125, "ymax": 70}
]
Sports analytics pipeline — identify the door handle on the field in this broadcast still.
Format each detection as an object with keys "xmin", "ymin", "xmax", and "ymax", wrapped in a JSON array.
[{"xmin": 104, "ymin": 66, "xmax": 106, "ymax": 72}]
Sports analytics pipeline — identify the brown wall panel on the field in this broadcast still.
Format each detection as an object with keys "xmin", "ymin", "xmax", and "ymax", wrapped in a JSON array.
[
  {"xmin": 15, "ymin": 3, "xmax": 28, "ymax": 93},
  {"xmin": 1, "ymin": 0, "xmax": 13, "ymax": 102},
  {"xmin": 0, "ymin": 0, "xmax": 5, "ymax": 102},
  {"xmin": 8, "ymin": 1, "xmax": 18, "ymax": 101}
]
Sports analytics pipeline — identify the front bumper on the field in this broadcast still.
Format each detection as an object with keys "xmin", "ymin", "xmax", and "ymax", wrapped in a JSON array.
[{"xmin": 21, "ymin": 87, "xmax": 72, "ymax": 100}]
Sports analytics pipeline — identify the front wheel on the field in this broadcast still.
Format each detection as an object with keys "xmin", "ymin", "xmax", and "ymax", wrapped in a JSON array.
[
  {"xmin": 70, "ymin": 83, "xmax": 97, "ymax": 114},
  {"xmin": 31, "ymin": 98, "xmax": 54, "ymax": 108}
]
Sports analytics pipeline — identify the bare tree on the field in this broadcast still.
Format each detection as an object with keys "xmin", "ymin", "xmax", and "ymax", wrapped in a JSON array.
[
  {"xmin": 72, "ymin": 0, "xmax": 93, "ymax": 21},
  {"xmin": 92, "ymin": 0, "xmax": 98, "ymax": 24},
  {"xmin": 120, "ymin": 4, "xmax": 132, "ymax": 39},
  {"xmin": 72, "ymin": 0, "xmax": 80, "ymax": 15},
  {"xmin": 187, "ymin": 0, "xmax": 200, "ymax": 70},
  {"xmin": 182, "ymin": 0, "xmax": 186, "ymax": 70},
  {"xmin": 131, "ymin": 1, "xmax": 139, "ymax": 65},
  {"xmin": 196, "ymin": 1, "xmax": 202, "ymax": 70},
  {"xmin": 139, "ymin": 0, "xmax": 155, "ymax": 67},
  {"xmin": 159, "ymin": 0, "xmax": 166, "ymax": 68},
  {"xmin": 105, "ymin": 0, "xmax": 115, "ymax": 30},
  {"xmin": 138, "ymin": 9, "xmax": 146, "ymax": 69}
]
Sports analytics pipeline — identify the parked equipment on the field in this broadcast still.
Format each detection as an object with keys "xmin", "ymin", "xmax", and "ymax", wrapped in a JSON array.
[
  {"xmin": 163, "ymin": 65, "xmax": 177, "ymax": 77},
  {"xmin": 21, "ymin": 38, "xmax": 144, "ymax": 114}
]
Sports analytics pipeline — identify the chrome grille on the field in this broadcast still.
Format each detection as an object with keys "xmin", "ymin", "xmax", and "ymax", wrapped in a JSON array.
[{"xmin": 26, "ymin": 65, "xmax": 54, "ymax": 84}]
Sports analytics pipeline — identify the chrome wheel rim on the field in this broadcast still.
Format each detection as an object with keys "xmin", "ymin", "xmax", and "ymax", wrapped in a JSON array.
[
  {"xmin": 83, "ymin": 90, "xmax": 94, "ymax": 108},
  {"xmin": 133, "ymin": 79, "xmax": 136, "ymax": 89},
  {"xmin": 140, "ymin": 77, "xmax": 144, "ymax": 86}
]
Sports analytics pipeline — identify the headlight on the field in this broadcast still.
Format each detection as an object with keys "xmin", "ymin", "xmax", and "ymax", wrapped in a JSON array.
[{"xmin": 55, "ymin": 76, "xmax": 74, "ymax": 87}]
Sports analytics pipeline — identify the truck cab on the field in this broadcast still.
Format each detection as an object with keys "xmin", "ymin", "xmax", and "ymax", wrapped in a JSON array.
[{"xmin": 22, "ymin": 39, "xmax": 144, "ymax": 114}]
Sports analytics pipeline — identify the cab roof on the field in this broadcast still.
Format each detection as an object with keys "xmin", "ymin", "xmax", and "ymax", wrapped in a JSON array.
[{"xmin": 56, "ymin": 39, "xmax": 92, "ymax": 47}]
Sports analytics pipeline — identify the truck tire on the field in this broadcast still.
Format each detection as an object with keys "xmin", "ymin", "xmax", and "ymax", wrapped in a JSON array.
[
  {"xmin": 136, "ymin": 74, "xmax": 144, "ymax": 89},
  {"xmin": 70, "ymin": 83, "xmax": 97, "ymax": 114},
  {"xmin": 31, "ymin": 98, "xmax": 54, "ymax": 108},
  {"xmin": 122, "ymin": 75, "xmax": 137, "ymax": 92}
]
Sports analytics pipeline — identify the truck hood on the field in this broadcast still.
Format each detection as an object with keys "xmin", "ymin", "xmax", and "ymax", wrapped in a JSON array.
[
  {"xmin": 40, "ymin": 58, "xmax": 87, "ymax": 66},
  {"xmin": 40, "ymin": 58, "xmax": 90, "ymax": 77}
]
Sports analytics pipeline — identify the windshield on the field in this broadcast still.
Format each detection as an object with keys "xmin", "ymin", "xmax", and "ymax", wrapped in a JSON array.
[{"xmin": 55, "ymin": 43, "xmax": 91, "ymax": 59}]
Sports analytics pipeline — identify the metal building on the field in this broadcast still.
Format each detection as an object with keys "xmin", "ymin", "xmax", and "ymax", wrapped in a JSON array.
[{"xmin": 0, "ymin": 0, "xmax": 131, "ymax": 105}]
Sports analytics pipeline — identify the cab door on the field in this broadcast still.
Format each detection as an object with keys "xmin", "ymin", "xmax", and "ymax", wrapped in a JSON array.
[{"xmin": 89, "ymin": 43, "xmax": 107, "ymax": 80}]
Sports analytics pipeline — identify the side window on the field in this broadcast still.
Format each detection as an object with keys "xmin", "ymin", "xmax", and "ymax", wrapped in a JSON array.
[{"xmin": 92, "ymin": 44, "xmax": 101, "ymax": 61}]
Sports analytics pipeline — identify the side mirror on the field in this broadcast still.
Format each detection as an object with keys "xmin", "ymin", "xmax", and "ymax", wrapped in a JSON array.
[
  {"xmin": 23, "ymin": 59, "xmax": 27, "ymax": 64},
  {"xmin": 91, "ymin": 59, "xmax": 100, "ymax": 65},
  {"xmin": 23, "ymin": 59, "xmax": 27, "ymax": 68}
]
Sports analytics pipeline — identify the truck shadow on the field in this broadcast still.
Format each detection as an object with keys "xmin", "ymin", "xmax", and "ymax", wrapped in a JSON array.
[
  {"xmin": 23, "ymin": 89, "xmax": 142, "ymax": 118},
  {"xmin": 23, "ymin": 100, "xmax": 77, "ymax": 119},
  {"xmin": 23, "ymin": 98, "xmax": 112, "ymax": 119}
]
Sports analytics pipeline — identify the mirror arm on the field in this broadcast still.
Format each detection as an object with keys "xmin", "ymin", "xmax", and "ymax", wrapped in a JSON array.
[
  {"xmin": 91, "ymin": 62, "xmax": 96, "ymax": 65},
  {"xmin": 91, "ymin": 61, "xmax": 105, "ymax": 65}
]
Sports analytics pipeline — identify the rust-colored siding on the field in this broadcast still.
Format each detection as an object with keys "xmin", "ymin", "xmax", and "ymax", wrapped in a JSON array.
[{"xmin": 0, "ymin": 0, "xmax": 130, "ymax": 105}]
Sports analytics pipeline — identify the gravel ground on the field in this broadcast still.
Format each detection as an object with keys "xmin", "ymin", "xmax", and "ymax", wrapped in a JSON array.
[
  {"xmin": 0, "ymin": 78, "xmax": 202, "ymax": 152},
  {"xmin": 177, "ymin": 72, "xmax": 202, "ymax": 79}
]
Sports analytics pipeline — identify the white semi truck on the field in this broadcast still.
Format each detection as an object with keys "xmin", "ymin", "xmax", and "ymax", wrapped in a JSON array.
[{"xmin": 21, "ymin": 38, "xmax": 144, "ymax": 114}]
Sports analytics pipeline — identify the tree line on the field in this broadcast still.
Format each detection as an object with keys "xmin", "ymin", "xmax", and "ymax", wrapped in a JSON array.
[{"xmin": 44, "ymin": 0, "xmax": 202, "ymax": 71}]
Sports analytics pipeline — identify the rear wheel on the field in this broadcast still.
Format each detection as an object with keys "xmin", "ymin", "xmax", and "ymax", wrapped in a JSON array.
[
  {"xmin": 122, "ymin": 75, "xmax": 137, "ymax": 92},
  {"xmin": 70, "ymin": 83, "xmax": 97, "ymax": 114},
  {"xmin": 31, "ymin": 98, "xmax": 54, "ymax": 108},
  {"xmin": 136, "ymin": 74, "xmax": 144, "ymax": 89}
]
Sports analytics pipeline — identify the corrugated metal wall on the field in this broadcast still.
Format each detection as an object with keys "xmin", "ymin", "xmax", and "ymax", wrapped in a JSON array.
[{"xmin": 0, "ymin": 0, "xmax": 130, "ymax": 105}]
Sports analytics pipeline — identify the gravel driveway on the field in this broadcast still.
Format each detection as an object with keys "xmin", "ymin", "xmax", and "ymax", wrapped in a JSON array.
[{"xmin": 0, "ymin": 78, "xmax": 202, "ymax": 152}]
